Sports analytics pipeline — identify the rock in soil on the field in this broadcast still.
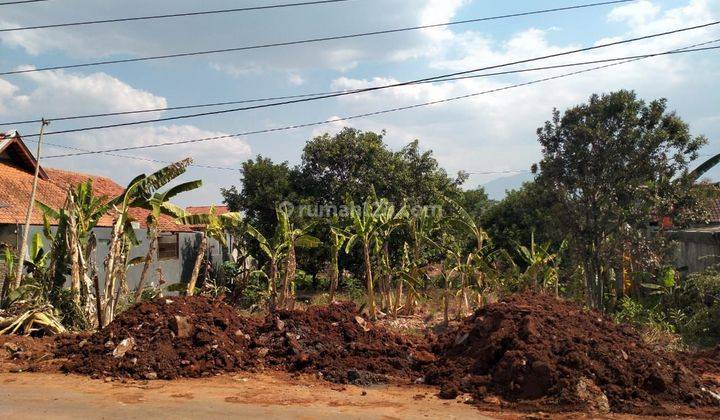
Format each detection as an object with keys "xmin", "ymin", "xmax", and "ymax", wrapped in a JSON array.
[{"xmin": 424, "ymin": 293, "xmax": 718, "ymax": 414}]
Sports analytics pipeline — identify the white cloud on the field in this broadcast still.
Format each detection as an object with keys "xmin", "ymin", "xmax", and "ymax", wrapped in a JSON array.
[
  {"xmin": 608, "ymin": 0, "xmax": 661, "ymax": 26},
  {"xmin": 44, "ymin": 124, "xmax": 252, "ymax": 205},
  {"xmin": 287, "ymin": 73, "xmax": 305, "ymax": 86},
  {"xmin": 323, "ymin": 0, "xmax": 720, "ymax": 189},
  {"xmin": 0, "ymin": 69, "xmax": 166, "ymax": 121},
  {"xmin": 0, "ymin": 78, "xmax": 20, "ymax": 114}
]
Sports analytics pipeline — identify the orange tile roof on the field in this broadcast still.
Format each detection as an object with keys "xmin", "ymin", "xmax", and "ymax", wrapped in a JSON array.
[
  {"xmin": 0, "ymin": 162, "xmax": 191, "ymax": 232},
  {"xmin": 185, "ymin": 205, "xmax": 229, "ymax": 215}
]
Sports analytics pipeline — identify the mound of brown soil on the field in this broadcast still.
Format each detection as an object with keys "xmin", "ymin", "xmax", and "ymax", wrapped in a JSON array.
[
  {"xmin": 425, "ymin": 293, "xmax": 717, "ymax": 414},
  {"xmin": 682, "ymin": 345, "xmax": 720, "ymax": 376},
  {"xmin": 56, "ymin": 296, "xmax": 258, "ymax": 379},
  {"xmin": 253, "ymin": 302, "xmax": 431, "ymax": 384}
]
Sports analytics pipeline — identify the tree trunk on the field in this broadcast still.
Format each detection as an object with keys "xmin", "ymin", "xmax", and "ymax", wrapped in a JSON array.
[
  {"xmin": 268, "ymin": 257, "xmax": 278, "ymax": 312},
  {"xmin": 329, "ymin": 248, "xmax": 339, "ymax": 303},
  {"xmin": 187, "ymin": 234, "xmax": 207, "ymax": 296},
  {"xmin": 67, "ymin": 208, "xmax": 81, "ymax": 303},
  {"xmin": 102, "ymin": 218, "xmax": 125, "ymax": 326},
  {"xmin": 134, "ymin": 226, "xmax": 157, "ymax": 301},
  {"xmin": 393, "ymin": 275, "xmax": 403, "ymax": 315},
  {"xmin": 281, "ymin": 244, "xmax": 296, "ymax": 309},
  {"xmin": 443, "ymin": 288, "xmax": 450, "ymax": 324},
  {"xmin": 362, "ymin": 242, "xmax": 376, "ymax": 319}
]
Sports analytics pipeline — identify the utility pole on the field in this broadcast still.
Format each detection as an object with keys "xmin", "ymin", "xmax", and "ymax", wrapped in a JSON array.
[{"xmin": 13, "ymin": 118, "xmax": 49, "ymax": 289}]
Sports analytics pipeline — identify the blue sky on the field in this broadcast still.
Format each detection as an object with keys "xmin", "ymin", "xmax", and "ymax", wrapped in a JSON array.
[{"xmin": 1, "ymin": 0, "xmax": 719, "ymax": 204}]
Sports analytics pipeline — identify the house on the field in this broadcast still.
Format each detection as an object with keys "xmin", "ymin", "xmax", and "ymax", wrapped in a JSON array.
[
  {"xmin": 0, "ymin": 131, "xmax": 223, "ymax": 291},
  {"xmin": 669, "ymin": 196, "xmax": 720, "ymax": 274}
]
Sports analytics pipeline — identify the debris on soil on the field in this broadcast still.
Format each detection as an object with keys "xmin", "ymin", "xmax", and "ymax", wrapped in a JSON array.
[
  {"xmin": 0, "ymin": 335, "xmax": 57, "ymax": 372},
  {"xmin": 56, "ymin": 296, "xmax": 258, "ymax": 379},
  {"xmin": 253, "ymin": 301, "xmax": 428, "ymax": 384},
  {"xmin": 424, "ymin": 293, "xmax": 718, "ymax": 414}
]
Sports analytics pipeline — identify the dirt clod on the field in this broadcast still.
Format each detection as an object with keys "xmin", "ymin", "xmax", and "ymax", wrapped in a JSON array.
[
  {"xmin": 254, "ymin": 301, "xmax": 426, "ymax": 385},
  {"xmin": 425, "ymin": 293, "xmax": 717, "ymax": 414},
  {"xmin": 56, "ymin": 296, "xmax": 257, "ymax": 379}
]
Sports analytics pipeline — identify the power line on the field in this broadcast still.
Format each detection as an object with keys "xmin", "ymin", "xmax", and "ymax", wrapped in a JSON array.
[
  {"xmin": 15, "ymin": 23, "xmax": 720, "ymax": 139},
  {"xmin": 41, "ymin": 38, "xmax": 720, "ymax": 160},
  {"xmin": 0, "ymin": 0, "xmax": 48, "ymax": 5},
  {"xmin": 4, "ymin": 41, "xmax": 718, "ymax": 127},
  {"xmin": 0, "ymin": 0, "xmax": 353, "ymax": 32},
  {"xmin": 0, "ymin": 0, "xmax": 637, "ymax": 76}
]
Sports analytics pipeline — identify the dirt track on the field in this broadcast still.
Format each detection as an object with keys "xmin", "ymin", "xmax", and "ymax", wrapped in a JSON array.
[{"xmin": 0, "ymin": 372, "xmax": 489, "ymax": 419}]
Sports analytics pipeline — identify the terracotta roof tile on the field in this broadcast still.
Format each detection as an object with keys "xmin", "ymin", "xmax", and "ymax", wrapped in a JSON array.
[
  {"xmin": 0, "ymin": 162, "xmax": 191, "ymax": 232},
  {"xmin": 185, "ymin": 205, "xmax": 229, "ymax": 215},
  {"xmin": 709, "ymin": 197, "xmax": 720, "ymax": 224}
]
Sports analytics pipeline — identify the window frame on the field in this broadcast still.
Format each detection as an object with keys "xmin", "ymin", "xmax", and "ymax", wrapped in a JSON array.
[{"xmin": 157, "ymin": 232, "xmax": 179, "ymax": 260}]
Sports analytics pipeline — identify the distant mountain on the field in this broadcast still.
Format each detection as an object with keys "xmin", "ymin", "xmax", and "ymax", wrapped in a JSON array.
[{"xmin": 482, "ymin": 172, "xmax": 534, "ymax": 200}]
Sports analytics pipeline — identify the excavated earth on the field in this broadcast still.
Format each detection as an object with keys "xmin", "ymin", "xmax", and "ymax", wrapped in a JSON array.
[
  {"xmin": 56, "ymin": 296, "xmax": 260, "ymax": 379},
  {"xmin": 5, "ymin": 293, "xmax": 720, "ymax": 416},
  {"xmin": 424, "ymin": 293, "xmax": 720, "ymax": 415},
  {"xmin": 254, "ymin": 302, "xmax": 431, "ymax": 384},
  {"xmin": 55, "ymin": 297, "xmax": 427, "ymax": 384}
]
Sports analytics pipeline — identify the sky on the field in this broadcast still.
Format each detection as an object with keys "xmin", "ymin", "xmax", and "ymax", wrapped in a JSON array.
[{"xmin": 1, "ymin": 0, "xmax": 719, "ymax": 205}]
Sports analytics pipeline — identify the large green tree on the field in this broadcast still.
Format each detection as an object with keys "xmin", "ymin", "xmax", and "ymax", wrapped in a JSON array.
[
  {"xmin": 296, "ymin": 127, "xmax": 465, "ymax": 206},
  {"xmin": 534, "ymin": 90, "xmax": 707, "ymax": 310},
  {"xmin": 221, "ymin": 156, "xmax": 298, "ymax": 237}
]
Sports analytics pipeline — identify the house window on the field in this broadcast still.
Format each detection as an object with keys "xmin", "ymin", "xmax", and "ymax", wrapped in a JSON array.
[{"xmin": 157, "ymin": 233, "xmax": 179, "ymax": 260}]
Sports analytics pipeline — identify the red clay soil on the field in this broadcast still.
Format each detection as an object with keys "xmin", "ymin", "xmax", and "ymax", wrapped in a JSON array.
[
  {"xmin": 252, "ymin": 301, "xmax": 431, "ymax": 384},
  {"xmin": 56, "ymin": 296, "xmax": 259, "ymax": 380},
  {"xmin": 681, "ymin": 345, "xmax": 720, "ymax": 376},
  {"xmin": 0, "ymin": 335, "xmax": 57, "ymax": 372},
  {"xmin": 424, "ymin": 293, "xmax": 719, "ymax": 415},
  {"xmin": 54, "ymin": 298, "xmax": 428, "ymax": 385}
]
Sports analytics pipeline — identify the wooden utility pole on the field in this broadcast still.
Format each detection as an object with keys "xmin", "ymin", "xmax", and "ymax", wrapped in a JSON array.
[{"xmin": 13, "ymin": 118, "xmax": 49, "ymax": 289}]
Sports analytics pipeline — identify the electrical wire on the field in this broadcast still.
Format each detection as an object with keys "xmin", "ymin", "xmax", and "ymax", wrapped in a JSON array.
[
  {"xmin": 15, "ymin": 22, "xmax": 720, "ymax": 138},
  {"xmin": 40, "ymin": 38, "xmax": 720, "ymax": 160},
  {"xmin": 0, "ymin": 0, "xmax": 353, "ymax": 32},
  {"xmin": 3, "ymin": 41, "xmax": 718, "ymax": 127},
  {"xmin": 0, "ymin": 0, "xmax": 637, "ymax": 76},
  {"xmin": 0, "ymin": 0, "xmax": 48, "ymax": 5}
]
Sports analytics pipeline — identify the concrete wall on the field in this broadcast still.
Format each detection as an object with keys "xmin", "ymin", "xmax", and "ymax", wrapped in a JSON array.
[{"xmin": 15, "ymin": 224, "xmax": 224, "ymax": 292}]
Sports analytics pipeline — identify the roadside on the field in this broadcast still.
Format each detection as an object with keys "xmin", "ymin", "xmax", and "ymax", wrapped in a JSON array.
[{"xmin": 0, "ymin": 371, "xmax": 488, "ymax": 419}]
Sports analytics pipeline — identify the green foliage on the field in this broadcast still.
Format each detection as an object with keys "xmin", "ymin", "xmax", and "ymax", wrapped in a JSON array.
[
  {"xmin": 482, "ymin": 181, "xmax": 559, "ymax": 254},
  {"xmin": 671, "ymin": 267, "xmax": 720, "ymax": 345},
  {"xmin": 613, "ymin": 296, "xmax": 675, "ymax": 334},
  {"xmin": 534, "ymin": 90, "xmax": 707, "ymax": 309}
]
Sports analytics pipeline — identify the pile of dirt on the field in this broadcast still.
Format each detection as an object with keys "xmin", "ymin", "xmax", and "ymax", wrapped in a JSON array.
[
  {"xmin": 425, "ymin": 293, "xmax": 718, "ymax": 414},
  {"xmin": 1, "ymin": 335, "xmax": 57, "ymax": 373},
  {"xmin": 56, "ymin": 296, "xmax": 259, "ymax": 379},
  {"xmin": 681, "ymin": 345, "xmax": 720, "ymax": 376},
  {"xmin": 253, "ymin": 301, "xmax": 432, "ymax": 384}
]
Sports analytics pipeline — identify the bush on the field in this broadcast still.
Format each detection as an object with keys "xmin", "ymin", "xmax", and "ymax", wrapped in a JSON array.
[{"xmin": 672, "ymin": 267, "xmax": 720, "ymax": 346}]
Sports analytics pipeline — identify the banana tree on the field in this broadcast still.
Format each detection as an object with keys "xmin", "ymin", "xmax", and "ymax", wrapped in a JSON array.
[
  {"xmin": 516, "ymin": 232, "xmax": 567, "ymax": 295},
  {"xmin": 338, "ymin": 198, "xmax": 406, "ymax": 319},
  {"xmin": 328, "ymin": 217, "xmax": 346, "ymax": 303},
  {"xmin": 443, "ymin": 197, "xmax": 490, "ymax": 309},
  {"xmin": 102, "ymin": 158, "xmax": 195, "ymax": 326},
  {"xmin": 276, "ymin": 205, "xmax": 320, "ymax": 309},
  {"xmin": 176, "ymin": 206, "xmax": 242, "ymax": 296},
  {"xmin": 246, "ymin": 223, "xmax": 287, "ymax": 311},
  {"xmin": 374, "ymin": 199, "xmax": 408, "ymax": 314},
  {"xmin": 132, "ymin": 180, "xmax": 201, "ymax": 300},
  {"xmin": 400, "ymin": 205, "xmax": 444, "ymax": 315}
]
